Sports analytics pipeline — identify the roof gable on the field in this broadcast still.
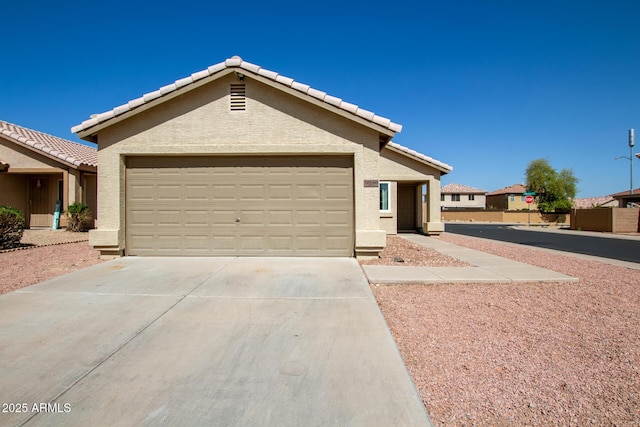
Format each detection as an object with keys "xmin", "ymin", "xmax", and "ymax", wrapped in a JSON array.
[
  {"xmin": 72, "ymin": 56, "xmax": 402, "ymax": 140},
  {"xmin": 0, "ymin": 120, "xmax": 97, "ymax": 169},
  {"xmin": 384, "ymin": 142, "xmax": 452, "ymax": 174}
]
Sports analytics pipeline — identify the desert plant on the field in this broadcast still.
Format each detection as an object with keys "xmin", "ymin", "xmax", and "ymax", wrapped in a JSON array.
[
  {"xmin": 65, "ymin": 203, "xmax": 93, "ymax": 232},
  {"xmin": 0, "ymin": 205, "xmax": 25, "ymax": 249}
]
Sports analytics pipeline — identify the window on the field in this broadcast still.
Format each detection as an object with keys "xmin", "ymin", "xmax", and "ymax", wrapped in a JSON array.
[
  {"xmin": 520, "ymin": 195, "xmax": 526, "ymax": 202},
  {"xmin": 57, "ymin": 180, "xmax": 64, "ymax": 203},
  {"xmin": 440, "ymin": 194, "xmax": 445, "ymax": 202},
  {"xmin": 468, "ymin": 194, "xmax": 475, "ymax": 201},
  {"xmin": 510, "ymin": 195, "xmax": 515, "ymax": 202},
  {"xmin": 451, "ymin": 194, "xmax": 461, "ymax": 202},
  {"xmin": 380, "ymin": 182, "xmax": 391, "ymax": 211}
]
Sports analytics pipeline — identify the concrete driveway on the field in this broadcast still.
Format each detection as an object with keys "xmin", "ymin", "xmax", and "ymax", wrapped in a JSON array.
[{"xmin": 0, "ymin": 257, "xmax": 431, "ymax": 426}]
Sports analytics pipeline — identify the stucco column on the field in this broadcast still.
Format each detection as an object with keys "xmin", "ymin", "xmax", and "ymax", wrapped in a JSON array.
[
  {"xmin": 62, "ymin": 170, "xmax": 70, "ymax": 208},
  {"xmin": 68, "ymin": 170, "xmax": 78, "ymax": 205},
  {"xmin": 88, "ymin": 149, "xmax": 124, "ymax": 257},
  {"xmin": 424, "ymin": 179, "xmax": 444, "ymax": 235}
]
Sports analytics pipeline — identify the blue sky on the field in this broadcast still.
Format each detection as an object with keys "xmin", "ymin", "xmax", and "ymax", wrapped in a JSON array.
[{"xmin": 2, "ymin": 0, "xmax": 639, "ymax": 197}]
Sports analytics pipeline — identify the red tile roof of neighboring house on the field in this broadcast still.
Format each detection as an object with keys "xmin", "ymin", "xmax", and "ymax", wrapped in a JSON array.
[
  {"xmin": 0, "ymin": 120, "xmax": 97, "ymax": 168},
  {"xmin": 441, "ymin": 183, "xmax": 486, "ymax": 194},
  {"xmin": 573, "ymin": 196, "xmax": 616, "ymax": 209},
  {"xmin": 487, "ymin": 183, "xmax": 528, "ymax": 196},
  {"xmin": 72, "ymin": 56, "xmax": 403, "ymax": 136}
]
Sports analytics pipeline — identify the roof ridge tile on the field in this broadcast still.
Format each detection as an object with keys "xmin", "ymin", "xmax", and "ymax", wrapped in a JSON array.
[{"xmin": 72, "ymin": 56, "xmax": 403, "ymax": 135}]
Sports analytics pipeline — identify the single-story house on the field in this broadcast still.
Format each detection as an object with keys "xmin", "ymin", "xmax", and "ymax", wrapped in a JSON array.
[
  {"xmin": 73, "ymin": 56, "xmax": 452, "ymax": 258},
  {"xmin": 440, "ymin": 183, "xmax": 486, "ymax": 210},
  {"xmin": 486, "ymin": 183, "xmax": 536, "ymax": 210},
  {"xmin": 609, "ymin": 188, "xmax": 640, "ymax": 208},
  {"xmin": 0, "ymin": 120, "xmax": 97, "ymax": 228}
]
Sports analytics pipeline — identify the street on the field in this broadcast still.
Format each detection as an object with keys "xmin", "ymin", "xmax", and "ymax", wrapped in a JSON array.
[{"xmin": 445, "ymin": 223, "xmax": 640, "ymax": 264}]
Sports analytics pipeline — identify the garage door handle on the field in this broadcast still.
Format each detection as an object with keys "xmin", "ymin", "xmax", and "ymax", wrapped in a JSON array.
[{"xmin": 235, "ymin": 217, "xmax": 241, "ymax": 222}]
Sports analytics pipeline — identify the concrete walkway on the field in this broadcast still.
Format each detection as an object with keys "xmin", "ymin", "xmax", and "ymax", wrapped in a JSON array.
[
  {"xmin": 0, "ymin": 258, "xmax": 431, "ymax": 426},
  {"xmin": 361, "ymin": 234, "xmax": 578, "ymax": 284}
]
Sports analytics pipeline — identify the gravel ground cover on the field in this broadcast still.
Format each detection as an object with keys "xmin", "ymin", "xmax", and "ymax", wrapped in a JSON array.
[
  {"xmin": 360, "ymin": 235, "xmax": 471, "ymax": 267},
  {"xmin": 372, "ymin": 232, "xmax": 640, "ymax": 426},
  {"xmin": 0, "ymin": 231, "xmax": 103, "ymax": 295}
]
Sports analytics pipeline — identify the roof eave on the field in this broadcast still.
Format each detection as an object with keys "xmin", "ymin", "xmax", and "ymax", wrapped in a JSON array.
[
  {"xmin": 385, "ymin": 143, "xmax": 453, "ymax": 174},
  {"xmin": 76, "ymin": 68, "xmax": 238, "ymax": 141}
]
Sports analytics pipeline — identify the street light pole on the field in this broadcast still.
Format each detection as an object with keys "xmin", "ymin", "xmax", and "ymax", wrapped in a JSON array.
[
  {"xmin": 629, "ymin": 129, "xmax": 635, "ymax": 195},
  {"xmin": 615, "ymin": 129, "xmax": 636, "ymax": 201}
]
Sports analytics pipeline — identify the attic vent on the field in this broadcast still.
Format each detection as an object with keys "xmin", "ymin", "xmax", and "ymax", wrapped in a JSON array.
[{"xmin": 230, "ymin": 84, "xmax": 246, "ymax": 111}]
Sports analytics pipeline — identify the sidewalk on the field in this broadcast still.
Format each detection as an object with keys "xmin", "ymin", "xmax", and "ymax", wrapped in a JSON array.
[{"xmin": 361, "ymin": 234, "xmax": 578, "ymax": 284}]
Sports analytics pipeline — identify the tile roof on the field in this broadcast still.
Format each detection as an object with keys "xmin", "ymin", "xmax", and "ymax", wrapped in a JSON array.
[
  {"xmin": 573, "ymin": 196, "xmax": 616, "ymax": 209},
  {"xmin": 72, "ymin": 56, "xmax": 403, "ymax": 136},
  {"xmin": 0, "ymin": 120, "xmax": 97, "ymax": 168},
  {"xmin": 386, "ymin": 141, "xmax": 453, "ymax": 173},
  {"xmin": 441, "ymin": 183, "xmax": 486, "ymax": 194},
  {"xmin": 609, "ymin": 188, "xmax": 640, "ymax": 197},
  {"xmin": 487, "ymin": 183, "xmax": 528, "ymax": 196}
]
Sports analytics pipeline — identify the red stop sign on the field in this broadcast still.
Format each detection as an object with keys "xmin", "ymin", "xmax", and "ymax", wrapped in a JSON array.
[{"xmin": 525, "ymin": 195, "xmax": 534, "ymax": 204}]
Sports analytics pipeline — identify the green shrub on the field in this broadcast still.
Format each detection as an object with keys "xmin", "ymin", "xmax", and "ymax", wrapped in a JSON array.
[
  {"xmin": 65, "ymin": 203, "xmax": 93, "ymax": 232},
  {"xmin": 0, "ymin": 206, "xmax": 25, "ymax": 249}
]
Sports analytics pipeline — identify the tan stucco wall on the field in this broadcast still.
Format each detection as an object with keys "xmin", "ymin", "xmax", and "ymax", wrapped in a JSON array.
[
  {"xmin": 379, "ymin": 149, "xmax": 440, "ymax": 181},
  {"xmin": 0, "ymin": 137, "xmax": 65, "ymax": 170},
  {"xmin": 442, "ymin": 209, "xmax": 569, "ymax": 224},
  {"xmin": 90, "ymin": 74, "xmax": 387, "ymax": 255},
  {"xmin": 0, "ymin": 174, "xmax": 27, "ymax": 213}
]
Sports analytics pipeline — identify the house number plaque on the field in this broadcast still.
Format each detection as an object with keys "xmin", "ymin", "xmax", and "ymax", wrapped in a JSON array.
[{"xmin": 363, "ymin": 180, "xmax": 379, "ymax": 188}]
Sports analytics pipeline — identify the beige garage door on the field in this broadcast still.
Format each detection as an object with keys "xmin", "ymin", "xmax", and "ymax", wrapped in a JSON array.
[{"xmin": 125, "ymin": 156, "xmax": 354, "ymax": 256}]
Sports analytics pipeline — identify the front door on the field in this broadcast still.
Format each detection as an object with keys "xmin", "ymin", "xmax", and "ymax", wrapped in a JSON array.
[
  {"xmin": 28, "ymin": 177, "xmax": 51, "ymax": 228},
  {"xmin": 397, "ymin": 185, "xmax": 416, "ymax": 231}
]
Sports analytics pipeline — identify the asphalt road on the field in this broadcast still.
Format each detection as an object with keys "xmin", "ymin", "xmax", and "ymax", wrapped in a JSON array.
[{"xmin": 445, "ymin": 223, "xmax": 640, "ymax": 264}]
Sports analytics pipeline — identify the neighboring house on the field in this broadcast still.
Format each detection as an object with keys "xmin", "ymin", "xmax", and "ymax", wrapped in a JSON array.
[
  {"xmin": 486, "ymin": 183, "xmax": 535, "ymax": 210},
  {"xmin": 0, "ymin": 120, "xmax": 97, "ymax": 229},
  {"xmin": 72, "ymin": 56, "xmax": 452, "ymax": 258},
  {"xmin": 572, "ymin": 196, "xmax": 617, "ymax": 209},
  {"xmin": 440, "ymin": 183, "xmax": 486, "ymax": 210},
  {"xmin": 609, "ymin": 188, "xmax": 640, "ymax": 208}
]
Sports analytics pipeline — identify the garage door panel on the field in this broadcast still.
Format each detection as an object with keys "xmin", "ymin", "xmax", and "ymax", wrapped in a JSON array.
[
  {"xmin": 184, "ymin": 210, "xmax": 209, "ymax": 226},
  {"xmin": 238, "ymin": 184, "xmax": 265, "ymax": 200},
  {"xmin": 267, "ymin": 210, "xmax": 293, "ymax": 225},
  {"xmin": 126, "ymin": 156, "xmax": 353, "ymax": 256},
  {"xmin": 212, "ymin": 184, "xmax": 237, "ymax": 200},
  {"xmin": 184, "ymin": 185, "xmax": 208, "ymax": 200}
]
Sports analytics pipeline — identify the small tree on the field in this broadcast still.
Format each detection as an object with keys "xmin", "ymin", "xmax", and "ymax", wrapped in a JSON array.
[
  {"xmin": 0, "ymin": 206, "xmax": 25, "ymax": 249},
  {"xmin": 65, "ymin": 203, "xmax": 93, "ymax": 232},
  {"xmin": 525, "ymin": 158, "xmax": 578, "ymax": 213}
]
